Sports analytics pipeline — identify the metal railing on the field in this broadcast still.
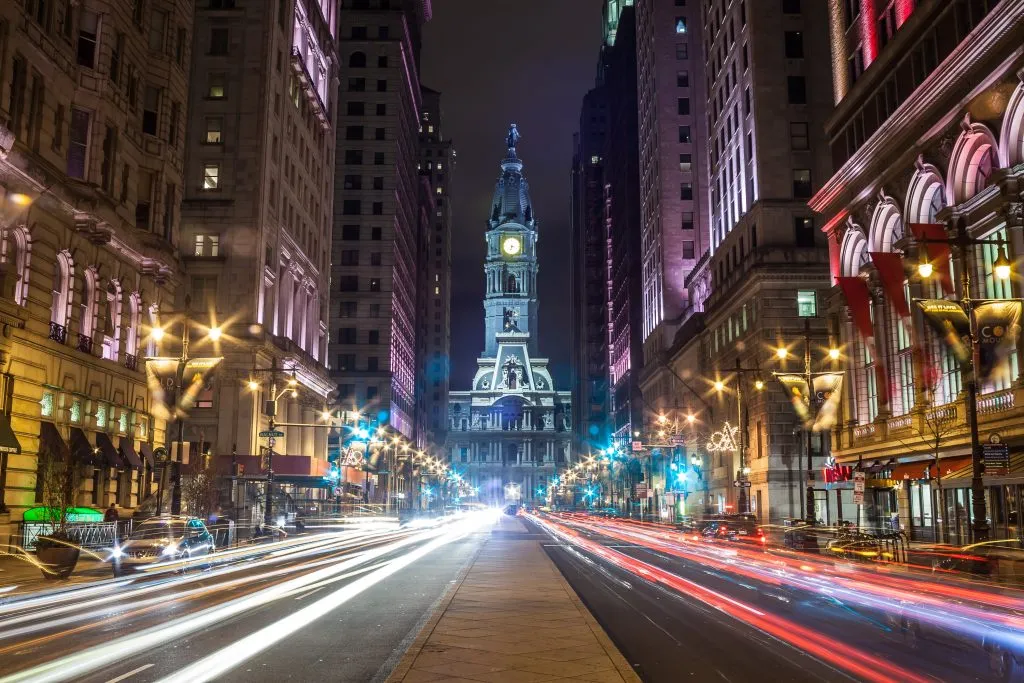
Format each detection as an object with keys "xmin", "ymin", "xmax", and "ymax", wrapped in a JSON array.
[
  {"xmin": 18, "ymin": 519, "xmax": 133, "ymax": 551},
  {"xmin": 48, "ymin": 321, "xmax": 67, "ymax": 344}
]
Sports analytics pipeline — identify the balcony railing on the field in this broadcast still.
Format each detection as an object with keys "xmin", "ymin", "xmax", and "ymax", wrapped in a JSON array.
[
  {"xmin": 978, "ymin": 388, "xmax": 1015, "ymax": 415},
  {"xmin": 48, "ymin": 322, "xmax": 67, "ymax": 344},
  {"xmin": 124, "ymin": 353, "xmax": 138, "ymax": 371},
  {"xmin": 76, "ymin": 333, "xmax": 93, "ymax": 354}
]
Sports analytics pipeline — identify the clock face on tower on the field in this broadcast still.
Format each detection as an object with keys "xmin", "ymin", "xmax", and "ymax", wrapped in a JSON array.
[{"xmin": 502, "ymin": 236, "xmax": 522, "ymax": 256}]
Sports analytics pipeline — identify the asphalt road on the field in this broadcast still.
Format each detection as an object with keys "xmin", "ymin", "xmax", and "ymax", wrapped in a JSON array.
[
  {"xmin": 529, "ymin": 514, "xmax": 1020, "ymax": 683},
  {"xmin": 0, "ymin": 517, "xmax": 490, "ymax": 683}
]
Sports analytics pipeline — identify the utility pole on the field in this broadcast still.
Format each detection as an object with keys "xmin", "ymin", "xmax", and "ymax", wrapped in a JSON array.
[{"xmin": 803, "ymin": 319, "xmax": 815, "ymax": 525}]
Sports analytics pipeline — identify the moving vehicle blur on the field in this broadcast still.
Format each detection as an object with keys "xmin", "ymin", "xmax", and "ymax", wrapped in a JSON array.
[{"xmin": 111, "ymin": 516, "xmax": 215, "ymax": 575}]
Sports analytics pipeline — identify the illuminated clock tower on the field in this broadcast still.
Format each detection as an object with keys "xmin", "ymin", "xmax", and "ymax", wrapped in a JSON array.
[{"xmin": 483, "ymin": 124, "xmax": 539, "ymax": 356}]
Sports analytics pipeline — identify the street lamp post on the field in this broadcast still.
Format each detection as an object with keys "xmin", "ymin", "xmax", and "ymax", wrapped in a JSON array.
[
  {"xmin": 914, "ymin": 217, "xmax": 1015, "ymax": 543},
  {"xmin": 248, "ymin": 358, "xmax": 300, "ymax": 528}
]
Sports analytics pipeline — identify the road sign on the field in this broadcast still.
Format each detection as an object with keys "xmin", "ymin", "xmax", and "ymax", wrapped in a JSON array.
[
  {"xmin": 733, "ymin": 480, "xmax": 751, "ymax": 488},
  {"xmin": 259, "ymin": 430, "xmax": 285, "ymax": 438},
  {"xmin": 631, "ymin": 440, "xmax": 643, "ymax": 452},
  {"xmin": 853, "ymin": 471, "xmax": 865, "ymax": 505},
  {"xmin": 981, "ymin": 439, "xmax": 1010, "ymax": 475},
  {"xmin": 635, "ymin": 482, "xmax": 648, "ymax": 497}
]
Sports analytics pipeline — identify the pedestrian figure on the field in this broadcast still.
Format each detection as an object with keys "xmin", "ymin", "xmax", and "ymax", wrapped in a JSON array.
[{"xmin": 104, "ymin": 504, "xmax": 118, "ymax": 522}]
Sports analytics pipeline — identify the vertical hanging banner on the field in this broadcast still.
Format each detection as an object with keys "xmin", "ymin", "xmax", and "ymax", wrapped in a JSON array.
[
  {"xmin": 811, "ymin": 373, "xmax": 844, "ymax": 432},
  {"xmin": 838, "ymin": 276, "xmax": 890, "ymax": 408},
  {"xmin": 917, "ymin": 299, "xmax": 971, "ymax": 368},
  {"xmin": 908, "ymin": 223, "xmax": 954, "ymax": 295},
  {"xmin": 145, "ymin": 358, "xmax": 181, "ymax": 421},
  {"xmin": 776, "ymin": 374, "xmax": 811, "ymax": 425},
  {"xmin": 973, "ymin": 300, "xmax": 1022, "ymax": 383},
  {"xmin": 869, "ymin": 252, "xmax": 910, "ymax": 318},
  {"xmin": 180, "ymin": 357, "xmax": 224, "ymax": 411}
]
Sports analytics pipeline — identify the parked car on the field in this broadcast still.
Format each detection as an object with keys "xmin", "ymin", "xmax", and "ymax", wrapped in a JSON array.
[{"xmin": 111, "ymin": 516, "xmax": 215, "ymax": 576}]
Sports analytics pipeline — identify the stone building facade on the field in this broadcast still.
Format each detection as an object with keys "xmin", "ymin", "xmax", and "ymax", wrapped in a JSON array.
[
  {"xmin": 812, "ymin": 0, "xmax": 1024, "ymax": 541},
  {"xmin": 176, "ymin": 0, "xmax": 336, "ymax": 479},
  {"xmin": 0, "ymin": 0, "xmax": 191, "ymax": 537}
]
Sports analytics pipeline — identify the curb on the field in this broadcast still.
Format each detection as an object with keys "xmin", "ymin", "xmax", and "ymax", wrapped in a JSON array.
[
  {"xmin": 384, "ymin": 535, "xmax": 484, "ymax": 682},
  {"xmin": 546, "ymin": 547, "xmax": 644, "ymax": 683}
]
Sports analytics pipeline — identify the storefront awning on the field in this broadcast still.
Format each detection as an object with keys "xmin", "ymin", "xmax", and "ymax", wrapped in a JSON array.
[
  {"xmin": 139, "ymin": 442, "xmax": 156, "ymax": 468},
  {"xmin": 0, "ymin": 414, "xmax": 21, "ymax": 454},
  {"xmin": 69, "ymin": 427, "xmax": 100, "ymax": 467},
  {"xmin": 39, "ymin": 421, "xmax": 69, "ymax": 461},
  {"xmin": 889, "ymin": 460, "xmax": 934, "ymax": 482},
  {"xmin": 934, "ymin": 455, "xmax": 975, "ymax": 480},
  {"xmin": 95, "ymin": 432, "xmax": 123, "ymax": 468},
  {"xmin": 119, "ymin": 437, "xmax": 143, "ymax": 469}
]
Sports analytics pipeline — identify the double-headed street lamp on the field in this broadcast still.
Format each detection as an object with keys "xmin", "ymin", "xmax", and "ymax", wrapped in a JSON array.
[
  {"xmin": 772, "ymin": 322, "xmax": 842, "ymax": 525},
  {"xmin": 913, "ymin": 217, "xmax": 1015, "ymax": 543},
  {"xmin": 246, "ymin": 360, "xmax": 301, "ymax": 527},
  {"xmin": 712, "ymin": 360, "xmax": 766, "ymax": 514}
]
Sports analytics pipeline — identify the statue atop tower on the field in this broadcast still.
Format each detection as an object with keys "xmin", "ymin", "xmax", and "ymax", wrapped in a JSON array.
[{"xmin": 506, "ymin": 123, "xmax": 520, "ymax": 152}]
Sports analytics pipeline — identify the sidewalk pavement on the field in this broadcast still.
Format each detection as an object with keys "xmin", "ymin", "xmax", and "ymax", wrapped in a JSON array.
[
  {"xmin": 0, "ymin": 553, "xmax": 110, "ymax": 597},
  {"xmin": 387, "ymin": 515, "xmax": 640, "ymax": 683}
]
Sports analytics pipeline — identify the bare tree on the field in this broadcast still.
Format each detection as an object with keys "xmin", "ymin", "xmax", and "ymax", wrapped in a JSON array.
[
  {"xmin": 37, "ymin": 447, "xmax": 79, "ymax": 545},
  {"xmin": 182, "ymin": 454, "xmax": 219, "ymax": 520}
]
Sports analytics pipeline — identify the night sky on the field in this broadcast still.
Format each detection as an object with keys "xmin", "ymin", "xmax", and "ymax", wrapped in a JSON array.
[{"xmin": 421, "ymin": 0, "xmax": 604, "ymax": 389}]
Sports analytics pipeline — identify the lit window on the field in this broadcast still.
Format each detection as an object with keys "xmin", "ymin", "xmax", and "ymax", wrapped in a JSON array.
[
  {"xmin": 434, "ymin": 286, "xmax": 440, "ymax": 295},
  {"xmin": 436, "ymin": 186, "xmax": 443, "ymax": 194},
  {"xmin": 208, "ymin": 74, "xmax": 225, "ymax": 98},
  {"xmin": 797, "ymin": 290, "xmax": 816, "ymax": 317},
  {"xmin": 437, "ymin": 162, "xmax": 444, "ymax": 170},
  {"xmin": 428, "ymin": 125, "xmax": 434, "ymax": 133},
  {"xmin": 203, "ymin": 164, "xmax": 220, "ymax": 189},
  {"xmin": 675, "ymin": 17, "xmax": 687, "ymax": 33},
  {"xmin": 194, "ymin": 234, "xmax": 220, "ymax": 257},
  {"xmin": 590, "ymin": 155, "xmax": 600, "ymax": 164},
  {"xmin": 205, "ymin": 117, "xmax": 222, "ymax": 143}
]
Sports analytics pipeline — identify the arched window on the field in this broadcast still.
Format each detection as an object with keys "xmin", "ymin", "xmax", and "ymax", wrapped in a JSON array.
[
  {"xmin": 838, "ymin": 227, "xmax": 868, "ymax": 277},
  {"xmin": 146, "ymin": 303, "xmax": 160, "ymax": 357},
  {"xmin": 102, "ymin": 280, "xmax": 122, "ymax": 361},
  {"xmin": 948, "ymin": 123, "xmax": 1000, "ymax": 204},
  {"xmin": 998, "ymin": 81, "xmax": 1024, "ymax": 167},
  {"xmin": 349, "ymin": 51, "xmax": 366, "ymax": 68},
  {"xmin": 51, "ymin": 251, "xmax": 73, "ymax": 328},
  {"xmin": 126, "ymin": 293, "xmax": 141, "ymax": 358},
  {"xmin": 80, "ymin": 268, "xmax": 98, "ymax": 339},
  {"xmin": 868, "ymin": 200, "xmax": 904, "ymax": 253},
  {"xmin": 2, "ymin": 226, "xmax": 30, "ymax": 305},
  {"xmin": 507, "ymin": 273, "xmax": 518, "ymax": 293}
]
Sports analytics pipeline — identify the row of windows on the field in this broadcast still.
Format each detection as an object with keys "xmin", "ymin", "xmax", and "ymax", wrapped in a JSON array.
[
  {"xmin": 335, "ymin": 354, "xmax": 381, "ymax": 371},
  {"xmin": 335, "ymin": 328, "xmax": 382, "ymax": 344}
]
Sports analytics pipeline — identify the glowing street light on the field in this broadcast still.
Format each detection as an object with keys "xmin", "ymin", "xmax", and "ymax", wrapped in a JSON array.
[
  {"xmin": 775, "ymin": 346, "xmax": 788, "ymax": 360},
  {"xmin": 713, "ymin": 380, "xmax": 725, "ymax": 392},
  {"xmin": 828, "ymin": 347, "xmax": 841, "ymax": 361},
  {"xmin": 207, "ymin": 325, "xmax": 223, "ymax": 341},
  {"xmin": 150, "ymin": 326, "xmax": 166, "ymax": 342}
]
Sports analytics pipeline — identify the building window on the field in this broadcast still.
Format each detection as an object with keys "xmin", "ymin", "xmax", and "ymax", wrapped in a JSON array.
[
  {"xmin": 368, "ymin": 330, "xmax": 380, "ymax": 344},
  {"xmin": 347, "ymin": 101, "xmax": 365, "ymax": 115},
  {"xmin": 342, "ymin": 200, "xmax": 361, "ymax": 215},
  {"xmin": 790, "ymin": 122, "xmax": 809, "ymax": 150},
  {"xmin": 782, "ymin": 0, "xmax": 801, "ymax": 14},
  {"xmin": 681, "ymin": 212, "xmax": 694, "ymax": 230},
  {"xmin": 367, "ymin": 357, "xmax": 379, "ymax": 371},
  {"xmin": 675, "ymin": 43, "xmax": 688, "ymax": 59},
  {"xmin": 344, "ymin": 175, "xmax": 362, "ymax": 190},
  {"xmin": 682, "ymin": 241, "xmax": 695, "ymax": 259},
  {"xmin": 342, "ymin": 225, "xmax": 360, "ymax": 240},
  {"xmin": 677, "ymin": 97, "xmax": 690, "ymax": 115},
  {"xmin": 339, "ymin": 302, "xmax": 357, "ymax": 318},
  {"xmin": 191, "ymin": 276, "xmax": 218, "ymax": 308},
  {"xmin": 374, "ymin": 152, "xmax": 385, "ymax": 165},
  {"xmin": 148, "ymin": 11, "xmax": 166, "ymax": 52},
  {"xmin": 208, "ymin": 74, "xmax": 226, "ymax": 98},
  {"xmin": 369, "ymin": 278, "xmax": 381, "ymax": 292},
  {"xmin": 784, "ymin": 31, "xmax": 804, "ymax": 59},
  {"xmin": 878, "ymin": 2, "xmax": 898, "ymax": 50},
  {"xmin": 376, "ymin": 80, "xmax": 387, "ymax": 92},
  {"xmin": 338, "ymin": 276, "xmax": 358, "ymax": 292},
  {"xmin": 203, "ymin": 164, "xmax": 220, "ymax": 190},
  {"xmin": 678, "ymin": 126, "xmax": 691, "ymax": 143},
  {"xmin": 336, "ymin": 354, "xmax": 355, "ymax": 370},
  {"xmin": 679, "ymin": 153, "xmax": 691, "ymax": 171},
  {"xmin": 194, "ymin": 234, "xmax": 220, "ymax": 257},
  {"xmin": 796, "ymin": 290, "xmax": 816, "ymax": 317},
  {"xmin": 676, "ymin": 70, "xmax": 689, "ymax": 87},
  {"xmin": 209, "ymin": 27, "xmax": 228, "ymax": 55},
  {"xmin": 338, "ymin": 328, "xmax": 357, "ymax": 344},
  {"xmin": 680, "ymin": 183, "xmax": 693, "ymax": 200},
  {"xmin": 77, "ymin": 10, "xmax": 100, "ymax": 68},
  {"xmin": 345, "ymin": 150, "xmax": 364, "ymax": 165},
  {"xmin": 142, "ymin": 86, "xmax": 160, "ymax": 135},
  {"xmin": 67, "ymin": 108, "xmax": 91, "ymax": 179},
  {"xmin": 373, "ymin": 176, "xmax": 384, "ymax": 190},
  {"xmin": 340, "ymin": 250, "xmax": 359, "ymax": 266},
  {"xmin": 345, "ymin": 125, "xmax": 364, "ymax": 140},
  {"xmin": 792, "ymin": 169, "xmax": 811, "ymax": 198},
  {"xmin": 794, "ymin": 217, "xmax": 815, "ymax": 247},
  {"xmin": 204, "ymin": 117, "xmax": 222, "ymax": 143},
  {"xmin": 348, "ymin": 78, "xmax": 366, "ymax": 92},
  {"xmin": 372, "ymin": 227, "xmax": 382, "ymax": 240},
  {"xmin": 787, "ymin": 76, "xmax": 806, "ymax": 104},
  {"xmin": 675, "ymin": 17, "xmax": 687, "ymax": 33},
  {"xmin": 136, "ymin": 170, "xmax": 153, "ymax": 229},
  {"xmin": 377, "ymin": 55, "xmax": 388, "ymax": 67},
  {"xmin": 372, "ymin": 202, "xmax": 383, "ymax": 215}
]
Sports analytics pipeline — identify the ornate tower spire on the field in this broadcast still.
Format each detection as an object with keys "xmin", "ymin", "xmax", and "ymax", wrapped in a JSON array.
[{"xmin": 482, "ymin": 125, "xmax": 539, "ymax": 356}]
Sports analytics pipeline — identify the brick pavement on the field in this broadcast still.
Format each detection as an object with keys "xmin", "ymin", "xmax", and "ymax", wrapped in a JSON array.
[{"xmin": 387, "ymin": 515, "xmax": 640, "ymax": 683}]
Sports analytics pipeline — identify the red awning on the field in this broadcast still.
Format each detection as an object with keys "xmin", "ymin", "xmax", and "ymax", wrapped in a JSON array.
[
  {"xmin": 934, "ymin": 455, "xmax": 975, "ymax": 479},
  {"xmin": 889, "ymin": 460, "xmax": 933, "ymax": 481}
]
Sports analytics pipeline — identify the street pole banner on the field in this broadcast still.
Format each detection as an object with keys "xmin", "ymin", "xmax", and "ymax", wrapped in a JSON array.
[
  {"xmin": 145, "ymin": 357, "xmax": 181, "ymax": 421},
  {"xmin": 811, "ymin": 373, "xmax": 844, "ymax": 432},
  {"xmin": 776, "ymin": 374, "xmax": 810, "ymax": 424},
  {"xmin": 973, "ymin": 300, "xmax": 1022, "ymax": 383},
  {"xmin": 917, "ymin": 299, "xmax": 972, "ymax": 368},
  {"xmin": 180, "ymin": 357, "xmax": 223, "ymax": 411}
]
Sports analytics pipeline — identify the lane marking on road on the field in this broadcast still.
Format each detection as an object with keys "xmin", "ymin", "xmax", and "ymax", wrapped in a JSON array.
[
  {"xmin": 103, "ymin": 663, "xmax": 153, "ymax": 683},
  {"xmin": 294, "ymin": 586, "xmax": 325, "ymax": 601}
]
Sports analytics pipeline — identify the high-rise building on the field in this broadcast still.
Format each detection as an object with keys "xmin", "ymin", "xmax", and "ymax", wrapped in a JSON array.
[
  {"xmin": 177, "ymin": 0, "xmax": 337, "ymax": 498},
  {"xmin": 602, "ymin": 2, "xmax": 645, "ymax": 452},
  {"xmin": 639, "ymin": 0, "xmax": 835, "ymax": 522},
  {"xmin": 0, "ymin": 0, "xmax": 191, "ymax": 532},
  {"xmin": 447, "ymin": 126, "xmax": 572, "ymax": 506},
  {"xmin": 570, "ymin": 88, "xmax": 610, "ymax": 457},
  {"xmin": 415, "ymin": 87, "xmax": 453, "ymax": 451},
  {"xmin": 635, "ymin": 0, "xmax": 710, "ymax": 356},
  {"xmin": 813, "ymin": 1, "xmax": 1024, "ymax": 541},
  {"xmin": 330, "ymin": 0, "xmax": 431, "ymax": 439}
]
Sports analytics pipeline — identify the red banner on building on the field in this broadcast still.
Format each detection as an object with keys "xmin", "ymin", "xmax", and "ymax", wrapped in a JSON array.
[
  {"xmin": 838, "ymin": 277, "xmax": 874, "ymax": 340},
  {"xmin": 869, "ymin": 251, "xmax": 910, "ymax": 319}
]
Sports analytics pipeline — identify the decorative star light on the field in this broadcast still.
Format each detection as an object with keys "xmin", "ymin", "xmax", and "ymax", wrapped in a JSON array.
[{"xmin": 706, "ymin": 422, "xmax": 740, "ymax": 453}]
